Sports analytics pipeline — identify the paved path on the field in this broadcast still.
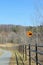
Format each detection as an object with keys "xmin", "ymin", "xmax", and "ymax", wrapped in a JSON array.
[{"xmin": 0, "ymin": 49, "xmax": 12, "ymax": 65}]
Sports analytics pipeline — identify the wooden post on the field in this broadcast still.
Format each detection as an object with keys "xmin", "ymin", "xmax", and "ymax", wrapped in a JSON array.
[
  {"xmin": 15, "ymin": 53, "xmax": 19, "ymax": 65},
  {"xmin": 35, "ymin": 44, "xmax": 38, "ymax": 65},
  {"xmin": 25, "ymin": 45, "xmax": 27, "ymax": 61},
  {"xmin": 29, "ymin": 44, "xmax": 31, "ymax": 65},
  {"xmin": 23, "ymin": 45, "xmax": 24, "ymax": 59}
]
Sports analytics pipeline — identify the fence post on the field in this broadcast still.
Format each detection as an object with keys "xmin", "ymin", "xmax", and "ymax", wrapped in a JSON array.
[
  {"xmin": 29, "ymin": 44, "xmax": 31, "ymax": 65},
  {"xmin": 25, "ymin": 45, "xmax": 27, "ymax": 61},
  {"xmin": 23, "ymin": 45, "xmax": 24, "ymax": 59},
  {"xmin": 35, "ymin": 44, "xmax": 38, "ymax": 65},
  {"xmin": 15, "ymin": 53, "xmax": 19, "ymax": 65}
]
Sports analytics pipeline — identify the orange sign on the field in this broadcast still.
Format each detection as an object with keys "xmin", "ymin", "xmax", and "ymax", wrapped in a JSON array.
[{"xmin": 26, "ymin": 31, "xmax": 32, "ymax": 37}]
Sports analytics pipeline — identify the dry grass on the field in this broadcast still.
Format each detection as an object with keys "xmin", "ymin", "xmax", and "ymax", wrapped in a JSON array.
[
  {"xmin": 0, "ymin": 43, "xmax": 14, "ymax": 47},
  {"xmin": 0, "ymin": 43, "xmax": 20, "ymax": 48},
  {"xmin": 0, "ymin": 52, "xmax": 3, "ymax": 56},
  {"xmin": 0, "ymin": 43, "xmax": 37, "ymax": 65}
]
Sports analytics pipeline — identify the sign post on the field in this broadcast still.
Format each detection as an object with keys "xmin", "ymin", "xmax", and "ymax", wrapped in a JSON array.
[{"xmin": 26, "ymin": 31, "xmax": 33, "ymax": 65}]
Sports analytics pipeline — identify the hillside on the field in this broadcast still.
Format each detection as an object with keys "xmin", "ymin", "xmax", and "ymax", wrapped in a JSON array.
[{"xmin": 0, "ymin": 25, "xmax": 43, "ymax": 45}]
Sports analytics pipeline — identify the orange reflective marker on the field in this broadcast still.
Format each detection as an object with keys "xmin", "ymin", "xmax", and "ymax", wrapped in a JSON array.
[{"xmin": 26, "ymin": 31, "xmax": 32, "ymax": 37}]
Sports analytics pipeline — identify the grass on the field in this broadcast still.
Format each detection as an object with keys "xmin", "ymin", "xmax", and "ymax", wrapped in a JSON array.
[
  {"xmin": 9, "ymin": 50, "xmax": 17, "ymax": 65},
  {"xmin": 0, "ymin": 43, "xmax": 36, "ymax": 65},
  {"xmin": 0, "ymin": 52, "xmax": 3, "ymax": 56}
]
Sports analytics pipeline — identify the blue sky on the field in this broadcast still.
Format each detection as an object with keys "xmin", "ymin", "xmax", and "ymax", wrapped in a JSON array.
[{"xmin": 0, "ymin": 0, "xmax": 43, "ymax": 26}]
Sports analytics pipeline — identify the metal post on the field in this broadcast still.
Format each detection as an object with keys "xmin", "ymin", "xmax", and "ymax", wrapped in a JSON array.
[{"xmin": 29, "ymin": 44, "xmax": 31, "ymax": 65}]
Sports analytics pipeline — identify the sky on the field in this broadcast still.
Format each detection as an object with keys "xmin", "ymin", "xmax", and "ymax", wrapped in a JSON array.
[{"xmin": 0, "ymin": 0, "xmax": 43, "ymax": 26}]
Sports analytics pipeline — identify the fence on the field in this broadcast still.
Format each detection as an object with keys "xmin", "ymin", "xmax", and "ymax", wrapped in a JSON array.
[
  {"xmin": 15, "ymin": 53, "xmax": 24, "ymax": 65},
  {"xmin": 0, "ymin": 44, "xmax": 43, "ymax": 65},
  {"xmin": 21, "ymin": 44, "xmax": 43, "ymax": 65}
]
